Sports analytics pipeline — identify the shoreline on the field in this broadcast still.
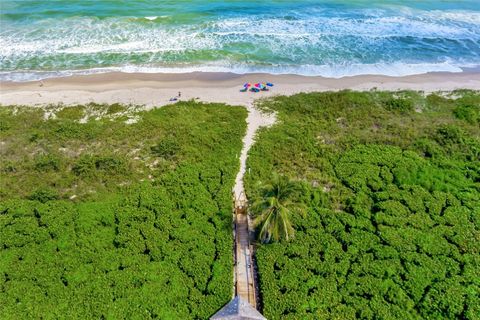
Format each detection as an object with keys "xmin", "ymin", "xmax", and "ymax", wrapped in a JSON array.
[{"xmin": 1, "ymin": 71, "xmax": 480, "ymax": 107}]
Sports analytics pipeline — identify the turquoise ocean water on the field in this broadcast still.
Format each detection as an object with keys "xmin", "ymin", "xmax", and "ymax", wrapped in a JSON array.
[{"xmin": 1, "ymin": 0, "xmax": 479, "ymax": 81}]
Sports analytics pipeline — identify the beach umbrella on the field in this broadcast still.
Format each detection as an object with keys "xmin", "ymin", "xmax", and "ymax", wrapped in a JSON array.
[
  {"xmin": 244, "ymin": 82, "xmax": 251, "ymax": 87},
  {"xmin": 254, "ymin": 83, "xmax": 260, "ymax": 88},
  {"xmin": 266, "ymin": 82, "xmax": 273, "ymax": 87}
]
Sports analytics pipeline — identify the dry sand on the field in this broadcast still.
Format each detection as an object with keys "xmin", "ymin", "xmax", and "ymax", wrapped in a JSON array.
[
  {"xmin": 1, "ymin": 71, "xmax": 480, "ymax": 108},
  {"xmin": 233, "ymin": 104, "xmax": 275, "ymax": 202}
]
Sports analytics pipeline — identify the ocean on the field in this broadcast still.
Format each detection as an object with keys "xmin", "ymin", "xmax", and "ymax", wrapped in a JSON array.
[{"xmin": 1, "ymin": 0, "xmax": 479, "ymax": 81}]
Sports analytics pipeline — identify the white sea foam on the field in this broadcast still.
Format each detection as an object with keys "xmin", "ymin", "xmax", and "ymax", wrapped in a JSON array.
[
  {"xmin": 1, "ymin": 8, "xmax": 479, "ymax": 81},
  {"xmin": 421, "ymin": 10, "xmax": 480, "ymax": 24},
  {"xmin": 0, "ymin": 18, "xmax": 216, "ymax": 57},
  {"xmin": 0, "ymin": 60, "xmax": 474, "ymax": 82},
  {"xmin": 2, "ymin": 8, "xmax": 478, "ymax": 55},
  {"xmin": 210, "ymin": 14, "xmax": 478, "ymax": 39}
]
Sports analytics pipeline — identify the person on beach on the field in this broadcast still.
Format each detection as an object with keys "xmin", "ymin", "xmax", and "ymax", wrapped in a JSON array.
[{"xmin": 170, "ymin": 91, "xmax": 182, "ymax": 102}]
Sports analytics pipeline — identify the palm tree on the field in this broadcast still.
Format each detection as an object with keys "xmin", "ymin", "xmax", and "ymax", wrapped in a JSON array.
[{"xmin": 251, "ymin": 174, "xmax": 305, "ymax": 243}]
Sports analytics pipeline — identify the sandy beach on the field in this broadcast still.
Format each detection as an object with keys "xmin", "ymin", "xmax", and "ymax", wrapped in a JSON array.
[{"xmin": 1, "ymin": 71, "xmax": 480, "ymax": 108}]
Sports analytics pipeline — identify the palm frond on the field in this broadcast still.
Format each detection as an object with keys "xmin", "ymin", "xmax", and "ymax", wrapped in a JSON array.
[{"xmin": 250, "ymin": 173, "xmax": 305, "ymax": 243}]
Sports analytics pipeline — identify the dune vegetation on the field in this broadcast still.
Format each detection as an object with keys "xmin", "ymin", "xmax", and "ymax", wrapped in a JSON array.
[
  {"xmin": 0, "ymin": 102, "xmax": 247, "ymax": 319},
  {"xmin": 1, "ymin": 90, "xmax": 479, "ymax": 319},
  {"xmin": 245, "ymin": 90, "xmax": 480, "ymax": 319}
]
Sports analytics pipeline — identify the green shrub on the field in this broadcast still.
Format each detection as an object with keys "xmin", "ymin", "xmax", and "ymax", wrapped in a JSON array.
[
  {"xmin": 107, "ymin": 103, "xmax": 126, "ymax": 114},
  {"xmin": 94, "ymin": 155, "xmax": 128, "ymax": 174},
  {"xmin": 52, "ymin": 120, "xmax": 101, "ymax": 141},
  {"xmin": 72, "ymin": 155, "xmax": 96, "ymax": 177},
  {"xmin": 34, "ymin": 154, "xmax": 61, "ymax": 172},
  {"xmin": 453, "ymin": 103, "xmax": 480, "ymax": 125},
  {"xmin": 413, "ymin": 138, "xmax": 442, "ymax": 158},
  {"xmin": 151, "ymin": 138, "xmax": 180, "ymax": 160},
  {"xmin": 72, "ymin": 154, "xmax": 128, "ymax": 178},
  {"xmin": 434, "ymin": 125, "xmax": 465, "ymax": 146},
  {"xmin": 0, "ymin": 119, "xmax": 11, "ymax": 132},
  {"xmin": 384, "ymin": 98, "xmax": 414, "ymax": 113},
  {"xmin": 1, "ymin": 161, "xmax": 17, "ymax": 173},
  {"xmin": 29, "ymin": 131, "xmax": 43, "ymax": 142},
  {"xmin": 56, "ymin": 106, "xmax": 85, "ymax": 120},
  {"xmin": 53, "ymin": 121, "xmax": 83, "ymax": 139},
  {"xmin": 28, "ymin": 188, "xmax": 59, "ymax": 203}
]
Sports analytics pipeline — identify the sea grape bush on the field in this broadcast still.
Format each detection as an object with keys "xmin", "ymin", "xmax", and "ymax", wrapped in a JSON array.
[
  {"xmin": 34, "ymin": 153, "xmax": 61, "ymax": 172},
  {"xmin": 151, "ymin": 137, "xmax": 181, "ymax": 160},
  {"xmin": 27, "ymin": 188, "xmax": 60, "ymax": 203},
  {"xmin": 0, "ymin": 102, "xmax": 247, "ymax": 319},
  {"xmin": 246, "ymin": 91, "xmax": 480, "ymax": 319},
  {"xmin": 453, "ymin": 93, "xmax": 480, "ymax": 125},
  {"xmin": 384, "ymin": 98, "xmax": 414, "ymax": 113}
]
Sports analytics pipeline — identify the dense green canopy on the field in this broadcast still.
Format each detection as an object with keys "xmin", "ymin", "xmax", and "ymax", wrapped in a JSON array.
[
  {"xmin": 0, "ymin": 102, "xmax": 247, "ymax": 319},
  {"xmin": 245, "ymin": 90, "xmax": 480, "ymax": 319}
]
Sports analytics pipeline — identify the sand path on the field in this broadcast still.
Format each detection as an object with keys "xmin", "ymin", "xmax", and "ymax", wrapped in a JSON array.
[{"xmin": 233, "ymin": 103, "xmax": 276, "ymax": 202}]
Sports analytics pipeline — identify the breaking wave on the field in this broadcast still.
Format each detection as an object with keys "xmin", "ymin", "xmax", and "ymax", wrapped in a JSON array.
[{"xmin": 1, "ymin": 1, "xmax": 479, "ymax": 81}]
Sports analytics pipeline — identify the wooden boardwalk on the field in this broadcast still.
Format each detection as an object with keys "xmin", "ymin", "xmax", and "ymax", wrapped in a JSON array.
[{"xmin": 234, "ymin": 198, "xmax": 257, "ymax": 308}]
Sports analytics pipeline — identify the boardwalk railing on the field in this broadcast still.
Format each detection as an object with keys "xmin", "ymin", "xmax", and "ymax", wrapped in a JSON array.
[{"xmin": 233, "ymin": 194, "xmax": 257, "ymax": 308}]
